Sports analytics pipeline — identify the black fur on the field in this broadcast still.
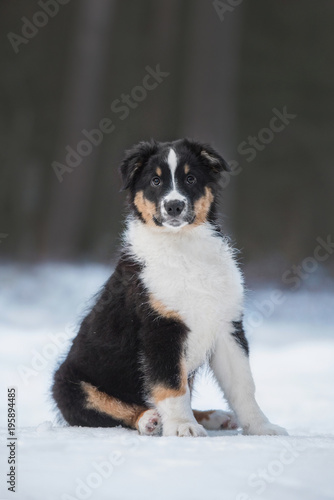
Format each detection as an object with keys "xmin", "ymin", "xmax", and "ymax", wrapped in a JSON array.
[
  {"xmin": 52, "ymin": 252, "xmax": 189, "ymax": 427},
  {"xmin": 120, "ymin": 139, "xmax": 159, "ymax": 191},
  {"xmin": 232, "ymin": 320, "xmax": 249, "ymax": 356}
]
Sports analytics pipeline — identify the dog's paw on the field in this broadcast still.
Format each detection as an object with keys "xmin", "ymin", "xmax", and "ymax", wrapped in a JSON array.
[
  {"xmin": 243, "ymin": 421, "xmax": 288, "ymax": 436},
  {"xmin": 137, "ymin": 409, "xmax": 162, "ymax": 436},
  {"xmin": 194, "ymin": 409, "xmax": 239, "ymax": 430},
  {"xmin": 163, "ymin": 420, "xmax": 208, "ymax": 437},
  {"xmin": 207, "ymin": 410, "xmax": 238, "ymax": 431}
]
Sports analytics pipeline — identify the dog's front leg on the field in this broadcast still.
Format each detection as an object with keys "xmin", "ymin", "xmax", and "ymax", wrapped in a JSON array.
[
  {"xmin": 210, "ymin": 321, "xmax": 288, "ymax": 436},
  {"xmin": 154, "ymin": 382, "xmax": 207, "ymax": 437},
  {"xmin": 140, "ymin": 320, "xmax": 207, "ymax": 437}
]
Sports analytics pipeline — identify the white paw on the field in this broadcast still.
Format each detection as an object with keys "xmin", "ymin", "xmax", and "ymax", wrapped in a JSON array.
[
  {"xmin": 163, "ymin": 420, "xmax": 208, "ymax": 437},
  {"xmin": 244, "ymin": 421, "xmax": 288, "ymax": 436},
  {"xmin": 197, "ymin": 410, "xmax": 239, "ymax": 431},
  {"xmin": 137, "ymin": 409, "xmax": 162, "ymax": 436}
]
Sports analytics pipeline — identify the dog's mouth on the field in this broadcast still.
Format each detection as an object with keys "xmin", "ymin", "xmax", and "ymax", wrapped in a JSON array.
[
  {"xmin": 163, "ymin": 218, "xmax": 186, "ymax": 228},
  {"xmin": 156, "ymin": 214, "xmax": 195, "ymax": 229}
]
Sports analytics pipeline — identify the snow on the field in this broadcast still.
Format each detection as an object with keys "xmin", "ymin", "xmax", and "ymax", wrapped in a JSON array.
[{"xmin": 0, "ymin": 263, "xmax": 334, "ymax": 499}]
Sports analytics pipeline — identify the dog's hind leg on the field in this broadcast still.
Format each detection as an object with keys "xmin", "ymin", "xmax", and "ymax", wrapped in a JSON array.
[
  {"xmin": 189, "ymin": 372, "xmax": 238, "ymax": 430},
  {"xmin": 193, "ymin": 409, "xmax": 238, "ymax": 430},
  {"xmin": 81, "ymin": 382, "xmax": 162, "ymax": 435},
  {"xmin": 52, "ymin": 369, "xmax": 154, "ymax": 431}
]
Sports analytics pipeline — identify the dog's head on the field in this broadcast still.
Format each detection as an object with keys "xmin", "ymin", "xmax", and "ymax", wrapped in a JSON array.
[{"xmin": 120, "ymin": 139, "xmax": 229, "ymax": 230}]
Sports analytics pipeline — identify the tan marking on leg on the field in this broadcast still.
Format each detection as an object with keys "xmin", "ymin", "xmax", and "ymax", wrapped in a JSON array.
[
  {"xmin": 184, "ymin": 164, "xmax": 190, "ymax": 174},
  {"xmin": 156, "ymin": 167, "xmax": 162, "ymax": 176},
  {"xmin": 152, "ymin": 359, "xmax": 187, "ymax": 403},
  {"xmin": 193, "ymin": 409, "xmax": 215, "ymax": 423},
  {"xmin": 193, "ymin": 187, "xmax": 214, "ymax": 226},
  {"xmin": 134, "ymin": 191, "xmax": 157, "ymax": 226},
  {"xmin": 152, "ymin": 385, "xmax": 187, "ymax": 402},
  {"xmin": 149, "ymin": 294, "xmax": 182, "ymax": 322},
  {"xmin": 81, "ymin": 381, "xmax": 146, "ymax": 428}
]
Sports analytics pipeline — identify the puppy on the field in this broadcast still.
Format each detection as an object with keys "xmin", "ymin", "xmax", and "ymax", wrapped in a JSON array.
[{"xmin": 52, "ymin": 138, "xmax": 287, "ymax": 437}]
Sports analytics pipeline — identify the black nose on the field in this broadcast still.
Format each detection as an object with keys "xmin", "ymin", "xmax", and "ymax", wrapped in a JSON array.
[{"xmin": 164, "ymin": 200, "xmax": 185, "ymax": 217}]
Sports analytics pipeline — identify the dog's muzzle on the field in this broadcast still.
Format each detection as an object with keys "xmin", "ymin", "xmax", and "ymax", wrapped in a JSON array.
[{"xmin": 161, "ymin": 199, "xmax": 189, "ymax": 228}]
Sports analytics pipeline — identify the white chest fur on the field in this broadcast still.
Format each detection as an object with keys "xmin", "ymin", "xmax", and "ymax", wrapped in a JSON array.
[{"xmin": 125, "ymin": 220, "xmax": 244, "ymax": 372}]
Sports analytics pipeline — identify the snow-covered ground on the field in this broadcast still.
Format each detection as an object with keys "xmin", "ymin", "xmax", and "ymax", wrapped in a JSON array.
[{"xmin": 0, "ymin": 263, "xmax": 333, "ymax": 500}]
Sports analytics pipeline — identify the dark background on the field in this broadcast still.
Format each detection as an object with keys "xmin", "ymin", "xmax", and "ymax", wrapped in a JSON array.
[{"xmin": 1, "ymin": 0, "xmax": 333, "ymax": 283}]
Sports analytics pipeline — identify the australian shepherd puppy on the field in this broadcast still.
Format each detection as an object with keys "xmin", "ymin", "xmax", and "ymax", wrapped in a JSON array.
[{"xmin": 52, "ymin": 138, "xmax": 287, "ymax": 437}]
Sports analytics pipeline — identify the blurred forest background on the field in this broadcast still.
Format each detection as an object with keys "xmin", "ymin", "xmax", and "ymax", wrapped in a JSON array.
[{"xmin": 1, "ymin": 0, "xmax": 333, "ymax": 283}]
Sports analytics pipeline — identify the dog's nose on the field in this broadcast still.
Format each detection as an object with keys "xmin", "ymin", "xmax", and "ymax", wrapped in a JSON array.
[{"xmin": 164, "ymin": 200, "xmax": 185, "ymax": 217}]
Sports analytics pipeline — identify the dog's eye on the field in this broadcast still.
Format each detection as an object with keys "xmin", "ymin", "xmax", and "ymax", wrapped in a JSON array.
[
  {"xmin": 186, "ymin": 175, "xmax": 196, "ymax": 185},
  {"xmin": 151, "ymin": 176, "xmax": 162, "ymax": 187}
]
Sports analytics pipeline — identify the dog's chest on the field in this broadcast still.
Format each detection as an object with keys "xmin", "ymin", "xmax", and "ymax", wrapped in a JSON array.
[{"xmin": 126, "ymin": 221, "xmax": 244, "ymax": 372}]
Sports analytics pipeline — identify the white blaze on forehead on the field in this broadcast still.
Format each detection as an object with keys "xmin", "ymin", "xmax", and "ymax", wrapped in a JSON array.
[
  {"xmin": 163, "ymin": 147, "xmax": 187, "ymax": 205},
  {"xmin": 167, "ymin": 148, "xmax": 178, "ymax": 180}
]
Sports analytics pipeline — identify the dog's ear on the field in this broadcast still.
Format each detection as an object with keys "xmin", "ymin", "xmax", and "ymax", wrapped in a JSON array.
[
  {"xmin": 119, "ymin": 140, "xmax": 159, "ymax": 190},
  {"xmin": 184, "ymin": 139, "xmax": 230, "ymax": 173}
]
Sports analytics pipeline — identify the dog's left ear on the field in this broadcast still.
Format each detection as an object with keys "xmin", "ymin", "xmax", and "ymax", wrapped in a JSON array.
[
  {"xmin": 119, "ymin": 139, "xmax": 158, "ymax": 190},
  {"xmin": 184, "ymin": 139, "xmax": 230, "ymax": 173}
]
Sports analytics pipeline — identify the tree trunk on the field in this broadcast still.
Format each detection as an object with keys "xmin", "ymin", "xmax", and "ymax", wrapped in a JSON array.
[{"xmin": 43, "ymin": 0, "xmax": 115, "ymax": 259}]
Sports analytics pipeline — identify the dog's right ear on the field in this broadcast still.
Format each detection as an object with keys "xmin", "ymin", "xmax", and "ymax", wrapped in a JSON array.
[{"xmin": 119, "ymin": 140, "xmax": 158, "ymax": 191}]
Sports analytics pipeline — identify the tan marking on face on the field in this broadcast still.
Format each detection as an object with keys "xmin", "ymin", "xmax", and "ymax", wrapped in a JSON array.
[
  {"xmin": 81, "ymin": 381, "xmax": 146, "ymax": 428},
  {"xmin": 193, "ymin": 409, "xmax": 215, "ymax": 423},
  {"xmin": 193, "ymin": 186, "xmax": 214, "ymax": 226},
  {"xmin": 184, "ymin": 164, "xmax": 190, "ymax": 174},
  {"xmin": 152, "ymin": 359, "xmax": 187, "ymax": 403},
  {"xmin": 134, "ymin": 190, "xmax": 157, "ymax": 226},
  {"xmin": 149, "ymin": 294, "xmax": 182, "ymax": 322},
  {"xmin": 156, "ymin": 167, "xmax": 162, "ymax": 176}
]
